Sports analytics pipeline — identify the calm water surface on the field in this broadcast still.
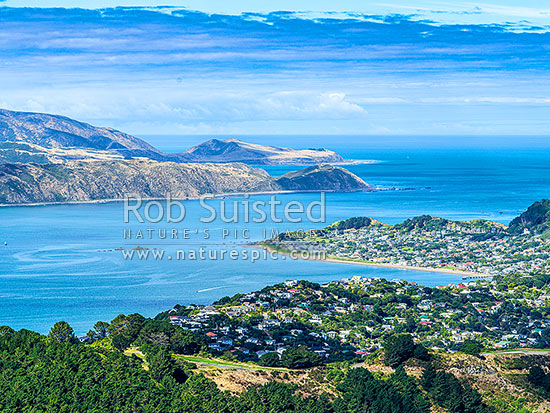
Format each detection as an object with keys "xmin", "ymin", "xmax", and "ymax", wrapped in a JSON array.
[{"xmin": 1, "ymin": 138, "xmax": 549, "ymax": 334}]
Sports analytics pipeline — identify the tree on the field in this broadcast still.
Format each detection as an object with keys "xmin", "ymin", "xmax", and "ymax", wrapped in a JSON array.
[
  {"xmin": 335, "ymin": 217, "xmax": 373, "ymax": 230},
  {"xmin": 413, "ymin": 344, "xmax": 430, "ymax": 361},
  {"xmin": 392, "ymin": 365, "xmax": 430, "ymax": 413},
  {"xmin": 384, "ymin": 334, "xmax": 415, "ymax": 367},
  {"xmin": 527, "ymin": 366, "xmax": 550, "ymax": 393},
  {"xmin": 336, "ymin": 368, "xmax": 425, "ymax": 413},
  {"xmin": 136, "ymin": 320, "xmax": 172, "ymax": 349},
  {"xmin": 405, "ymin": 317, "xmax": 416, "ymax": 333},
  {"xmin": 421, "ymin": 363, "xmax": 437, "ymax": 390},
  {"xmin": 49, "ymin": 321, "xmax": 75, "ymax": 344},
  {"xmin": 108, "ymin": 314, "xmax": 128, "ymax": 334},
  {"xmin": 148, "ymin": 349, "xmax": 175, "ymax": 382},
  {"xmin": 459, "ymin": 339, "xmax": 483, "ymax": 357},
  {"xmin": 214, "ymin": 296, "xmax": 232, "ymax": 305},
  {"xmin": 260, "ymin": 352, "xmax": 281, "ymax": 367},
  {"xmin": 109, "ymin": 314, "xmax": 146, "ymax": 350},
  {"xmin": 539, "ymin": 328, "xmax": 550, "ymax": 347},
  {"xmin": 179, "ymin": 374, "xmax": 233, "ymax": 412},
  {"xmin": 111, "ymin": 334, "xmax": 132, "ymax": 351},
  {"xmin": 424, "ymin": 366, "xmax": 493, "ymax": 413},
  {"xmin": 93, "ymin": 321, "xmax": 109, "ymax": 338},
  {"xmin": 170, "ymin": 329, "xmax": 205, "ymax": 355},
  {"xmin": 238, "ymin": 381, "xmax": 330, "ymax": 412},
  {"xmin": 281, "ymin": 346, "xmax": 322, "ymax": 369},
  {"xmin": 0, "ymin": 328, "xmax": 191, "ymax": 411},
  {"xmin": 125, "ymin": 313, "xmax": 146, "ymax": 340}
]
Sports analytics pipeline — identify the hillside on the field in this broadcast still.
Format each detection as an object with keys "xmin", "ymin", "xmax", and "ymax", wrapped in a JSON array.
[
  {"xmin": 276, "ymin": 164, "xmax": 370, "ymax": 192},
  {"xmin": 2, "ymin": 276, "xmax": 550, "ymax": 412},
  {"xmin": 0, "ymin": 162, "xmax": 368, "ymax": 204},
  {"xmin": 509, "ymin": 199, "xmax": 550, "ymax": 235},
  {"xmin": 0, "ymin": 110, "xmax": 348, "ymax": 166},
  {"xmin": 0, "ymin": 109, "xmax": 369, "ymax": 203},
  {"xmin": 0, "ymin": 108, "xmax": 167, "ymax": 162},
  {"xmin": 178, "ymin": 138, "xmax": 345, "ymax": 165},
  {"xmin": 196, "ymin": 351, "xmax": 550, "ymax": 412},
  {"xmin": 267, "ymin": 201, "xmax": 549, "ymax": 276}
]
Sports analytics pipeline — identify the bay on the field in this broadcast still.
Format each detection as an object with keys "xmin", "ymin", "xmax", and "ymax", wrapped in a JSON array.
[{"xmin": 1, "ymin": 137, "xmax": 549, "ymax": 334}]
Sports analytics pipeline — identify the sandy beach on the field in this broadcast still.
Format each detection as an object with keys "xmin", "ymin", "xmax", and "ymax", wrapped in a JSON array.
[{"xmin": 257, "ymin": 244, "xmax": 492, "ymax": 280}]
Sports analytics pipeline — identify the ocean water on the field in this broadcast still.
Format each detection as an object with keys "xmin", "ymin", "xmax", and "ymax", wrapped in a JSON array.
[{"xmin": 1, "ymin": 137, "xmax": 550, "ymax": 334}]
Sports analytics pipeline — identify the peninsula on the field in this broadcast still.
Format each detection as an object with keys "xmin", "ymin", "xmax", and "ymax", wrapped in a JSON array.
[
  {"xmin": 0, "ymin": 109, "xmax": 368, "ymax": 204},
  {"xmin": 177, "ymin": 138, "xmax": 346, "ymax": 165},
  {"xmin": 0, "ymin": 109, "xmax": 350, "ymax": 166},
  {"xmin": 259, "ymin": 200, "xmax": 550, "ymax": 278}
]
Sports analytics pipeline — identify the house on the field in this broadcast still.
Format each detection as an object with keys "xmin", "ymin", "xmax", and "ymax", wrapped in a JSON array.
[
  {"xmin": 276, "ymin": 347, "xmax": 288, "ymax": 355},
  {"xmin": 257, "ymin": 350, "xmax": 278, "ymax": 358},
  {"xmin": 235, "ymin": 347, "xmax": 250, "ymax": 354},
  {"xmin": 208, "ymin": 343, "xmax": 223, "ymax": 351},
  {"xmin": 339, "ymin": 330, "xmax": 351, "ymax": 340},
  {"xmin": 417, "ymin": 300, "xmax": 433, "ymax": 311},
  {"xmin": 219, "ymin": 337, "xmax": 233, "ymax": 346},
  {"xmin": 310, "ymin": 314, "xmax": 322, "ymax": 324}
]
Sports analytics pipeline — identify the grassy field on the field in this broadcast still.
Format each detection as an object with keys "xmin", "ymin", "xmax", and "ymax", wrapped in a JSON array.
[
  {"xmin": 122, "ymin": 347, "xmax": 292, "ymax": 372},
  {"xmin": 175, "ymin": 355, "xmax": 291, "ymax": 371},
  {"xmin": 483, "ymin": 348, "xmax": 550, "ymax": 355}
]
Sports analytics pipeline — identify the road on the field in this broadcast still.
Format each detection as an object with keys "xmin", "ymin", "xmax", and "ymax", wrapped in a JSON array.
[
  {"xmin": 484, "ymin": 350, "xmax": 550, "ymax": 356},
  {"xmin": 189, "ymin": 361, "xmax": 265, "ymax": 371}
]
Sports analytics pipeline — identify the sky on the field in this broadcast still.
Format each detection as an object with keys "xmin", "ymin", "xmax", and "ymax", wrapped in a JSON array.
[
  {"xmin": 0, "ymin": 2, "xmax": 549, "ymax": 136},
  {"xmin": 3, "ymin": 1, "xmax": 550, "ymax": 25}
]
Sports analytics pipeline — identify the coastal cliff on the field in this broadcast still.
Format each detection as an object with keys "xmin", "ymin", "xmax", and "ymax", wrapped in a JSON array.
[
  {"xmin": 0, "ymin": 161, "xmax": 368, "ymax": 204},
  {"xmin": 276, "ymin": 164, "xmax": 368, "ymax": 191},
  {"xmin": 0, "ymin": 109, "xmax": 368, "ymax": 204},
  {"xmin": 508, "ymin": 199, "xmax": 550, "ymax": 235}
]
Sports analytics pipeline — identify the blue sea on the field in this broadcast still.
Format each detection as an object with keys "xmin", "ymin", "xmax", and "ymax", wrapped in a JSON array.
[{"xmin": 1, "ymin": 136, "xmax": 549, "ymax": 334}]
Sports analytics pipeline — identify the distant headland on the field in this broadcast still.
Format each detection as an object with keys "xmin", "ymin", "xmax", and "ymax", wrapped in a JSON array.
[{"xmin": 0, "ymin": 109, "xmax": 369, "ymax": 204}]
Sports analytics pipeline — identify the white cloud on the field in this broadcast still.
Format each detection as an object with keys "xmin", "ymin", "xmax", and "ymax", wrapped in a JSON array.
[
  {"xmin": 355, "ymin": 97, "xmax": 407, "ymax": 104},
  {"xmin": 317, "ymin": 92, "xmax": 366, "ymax": 114},
  {"xmin": 470, "ymin": 3, "xmax": 550, "ymax": 19},
  {"xmin": 421, "ymin": 97, "xmax": 550, "ymax": 104},
  {"xmin": 0, "ymin": 6, "xmax": 549, "ymax": 136}
]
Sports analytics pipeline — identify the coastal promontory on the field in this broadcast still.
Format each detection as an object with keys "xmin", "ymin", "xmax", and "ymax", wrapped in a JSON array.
[{"xmin": 0, "ymin": 109, "xmax": 368, "ymax": 204}]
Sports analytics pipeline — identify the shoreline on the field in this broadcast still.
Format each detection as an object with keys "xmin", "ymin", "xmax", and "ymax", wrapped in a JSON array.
[
  {"xmin": 256, "ymin": 244, "xmax": 492, "ymax": 279},
  {"xmin": 0, "ymin": 189, "xmax": 337, "ymax": 208},
  {"xmin": 334, "ymin": 159, "xmax": 380, "ymax": 166},
  {"xmin": 0, "ymin": 157, "xmax": 381, "ymax": 208},
  {"xmin": 210, "ymin": 159, "xmax": 380, "ymax": 167},
  {"xmin": 0, "ymin": 187, "xmax": 391, "ymax": 208}
]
